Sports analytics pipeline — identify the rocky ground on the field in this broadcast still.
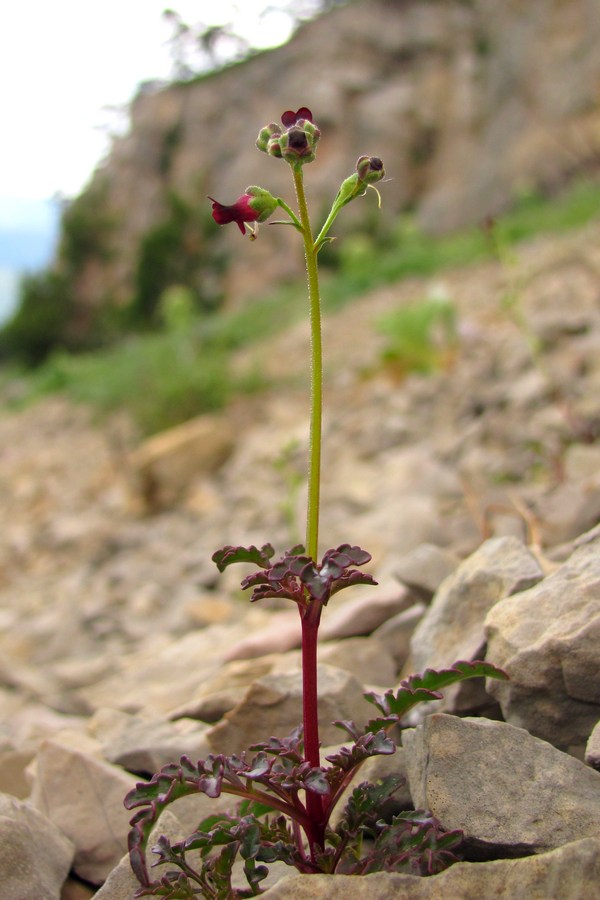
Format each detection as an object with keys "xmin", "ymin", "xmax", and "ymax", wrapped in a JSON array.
[{"xmin": 1, "ymin": 221, "xmax": 600, "ymax": 898}]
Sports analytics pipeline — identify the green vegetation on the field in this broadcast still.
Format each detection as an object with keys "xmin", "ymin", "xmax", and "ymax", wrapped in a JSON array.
[
  {"xmin": 377, "ymin": 292, "xmax": 458, "ymax": 378},
  {"xmin": 3, "ymin": 178, "xmax": 599, "ymax": 434},
  {"xmin": 131, "ymin": 192, "xmax": 226, "ymax": 324},
  {"xmin": 321, "ymin": 179, "xmax": 600, "ymax": 310}
]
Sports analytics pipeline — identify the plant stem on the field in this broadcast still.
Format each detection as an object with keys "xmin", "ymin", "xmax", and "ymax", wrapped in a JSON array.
[
  {"xmin": 293, "ymin": 165, "xmax": 326, "ymax": 855},
  {"xmin": 292, "ymin": 166, "xmax": 323, "ymax": 563}
]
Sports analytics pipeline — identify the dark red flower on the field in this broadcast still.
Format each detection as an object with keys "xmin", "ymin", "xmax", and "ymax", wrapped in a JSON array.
[
  {"xmin": 208, "ymin": 186, "xmax": 278, "ymax": 236},
  {"xmin": 281, "ymin": 107, "xmax": 313, "ymax": 128}
]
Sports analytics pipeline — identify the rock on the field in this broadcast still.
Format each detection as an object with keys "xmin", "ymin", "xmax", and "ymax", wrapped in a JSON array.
[
  {"xmin": 224, "ymin": 611, "xmax": 301, "ymax": 661},
  {"xmin": 319, "ymin": 588, "xmax": 414, "ymax": 642},
  {"xmin": 129, "ymin": 413, "xmax": 235, "ymax": 510},
  {"xmin": 259, "ymin": 837, "xmax": 600, "ymax": 898},
  {"xmin": 29, "ymin": 733, "xmax": 137, "ymax": 885},
  {"xmin": 586, "ymin": 721, "xmax": 600, "ymax": 770},
  {"xmin": 394, "ymin": 543, "xmax": 461, "ymax": 602},
  {"xmin": 0, "ymin": 792, "xmax": 74, "ymax": 900},
  {"xmin": 94, "ymin": 809, "xmax": 184, "ymax": 899},
  {"xmin": 169, "ymin": 655, "xmax": 281, "ymax": 722},
  {"xmin": 60, "ymin": 878, "xmax": 96, "ymax": 899},
  {"xmin": 407, "ymin": 537, "xmax": 543, "ymax": 711},
  {"xmin": 206, "ymin": 665, "xmax": 372, "ymax": 755},
  {"xmin": 485, "ymin": 528, "xmax": 600, "ymax": 750},
  {"xmin": 88, "ymin": 708, "xmax": 211, "ymax": 775},
  {"xmin": 372, "ymin": 603, "xmax": 426, "ymax": 671},
  {"xmin": 314, "ymin": 637, "xmax": 397, "ymax": 688},
  {"xmin": 403, "ymin": 714, "xmax": 600, "ymax": 855},
  {"xmin": 0, "ymin": 747, "xmax": 34, "ymax": 799},
  {"xmin": 78, "ymin": 617, "xmax": 263, "ymax": 715}
]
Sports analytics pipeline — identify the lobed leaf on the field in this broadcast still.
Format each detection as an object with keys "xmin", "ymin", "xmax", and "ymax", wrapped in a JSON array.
[
  {"xmin": 364, "ymin": 660, "xmax": 508, "ymax": 729},
  {"xmin": 212, "ymin": 543, "xmax": 275, "ymax": 572}
]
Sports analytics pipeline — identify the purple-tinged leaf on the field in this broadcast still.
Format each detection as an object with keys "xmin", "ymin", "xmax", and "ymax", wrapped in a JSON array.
[
  {"xmin": 212, "ymin": 543, "xmax": 275, "ymax": 572},
  {"xmin": 364, "ymin": 660, "xmax": 508, "ymax": 729},
  {"xmin": 329, "ymin": 570, "xmax": 377, "ymax": 598},
  {"xmin": 326, "ymin": 730, "xmax": 397, "ymax": 772}
]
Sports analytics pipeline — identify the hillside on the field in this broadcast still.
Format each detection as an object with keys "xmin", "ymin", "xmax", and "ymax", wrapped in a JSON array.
[{"xmin": 5, "ymin": 0, "xmax": 599, "ymax": 355}]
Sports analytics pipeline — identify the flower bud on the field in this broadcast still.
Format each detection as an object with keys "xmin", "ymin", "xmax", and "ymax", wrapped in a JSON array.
[
  {"xmin": 356, "ymin": 156, "xmax": 385, "ymax": 184},
  {"xmin": 256, "ymin": 123, "xmax": 281, "ymax": 154}
]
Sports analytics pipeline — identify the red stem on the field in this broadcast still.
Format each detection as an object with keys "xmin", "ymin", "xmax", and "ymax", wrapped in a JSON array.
[{"xmin": 300, "ymin": 602, "xmax": 326, "ymax": 855}]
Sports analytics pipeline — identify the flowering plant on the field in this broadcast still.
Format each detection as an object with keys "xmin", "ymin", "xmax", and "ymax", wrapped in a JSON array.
[{"xmin": 125, "ymin": 108, "xmax": 507, "ymax": 898}]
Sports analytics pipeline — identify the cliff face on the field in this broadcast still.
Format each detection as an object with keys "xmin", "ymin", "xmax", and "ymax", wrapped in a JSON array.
[{"xmin": 67, "ymin": 0, "xmax": 600, "ymax": 319}]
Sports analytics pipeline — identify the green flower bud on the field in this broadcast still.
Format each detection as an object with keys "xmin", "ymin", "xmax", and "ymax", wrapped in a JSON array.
[
  {"xmin": 356, "ymin": 155, "xmax": 385, "ymax": 184},
  {"xmin": 256, "ymin": 123, "xmax": 281, "ymax": 154}
]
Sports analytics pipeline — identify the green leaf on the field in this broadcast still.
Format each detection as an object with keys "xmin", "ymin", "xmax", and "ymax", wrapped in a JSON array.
[{"xmin": 364, "ymin": 660, "xmax": 508, "ymax": 728}]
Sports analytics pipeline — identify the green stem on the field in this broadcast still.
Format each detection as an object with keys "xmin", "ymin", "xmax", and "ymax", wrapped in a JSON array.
[{"xmin": 292, "ymin": 166, "xmax": 323, "ymax": 563}]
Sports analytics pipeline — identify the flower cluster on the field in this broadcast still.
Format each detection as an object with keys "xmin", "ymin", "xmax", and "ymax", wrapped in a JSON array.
[
  {"xmin": 208, "ymin": 107, "xmax": 385, "ymax": 244},
  {"xmin": 257, "ymin": 107, "xmax": 321, "ymax": 166}
]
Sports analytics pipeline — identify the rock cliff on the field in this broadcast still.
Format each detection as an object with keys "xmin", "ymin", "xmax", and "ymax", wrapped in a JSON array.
[{"xmin": 63, "ymin": 0, "xmax": 600, "ymax": 324}]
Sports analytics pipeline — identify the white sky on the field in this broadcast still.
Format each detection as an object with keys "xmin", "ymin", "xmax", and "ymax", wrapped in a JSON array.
[{"xmin": 1, "ymin": 1, "xmax": 294, "ymax": 203}]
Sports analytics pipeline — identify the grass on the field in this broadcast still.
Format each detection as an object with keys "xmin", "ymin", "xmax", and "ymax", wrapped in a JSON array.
[{"xmin": 5, "ymin": 178, "xmax": 599, "ymax": 434}]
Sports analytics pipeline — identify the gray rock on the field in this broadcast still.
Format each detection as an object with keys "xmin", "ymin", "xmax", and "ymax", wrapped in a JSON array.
[
  {"xmin": 95, "ymin": 809, "xmax": 184, "ymax": 899},
  {"xmin": 319, "ymin": 588, "xmax": 414, "ymax": 642},
  {"xmin": 408, "ymin": 537, "xmax": 543, "ymax": 711},
  {"xmin": 485, "ymin": 529, "xmax": 600, "ymax": 750},
  {"xmin": 128, "ymin": 413, "xmax": 235, "ymax": 510},
  {"xmin": 29, "ymin": 733, "xmax": 137, "ymax": 885},
  {"xmin": 88, "ymin": 707, "xmax": 211, "ymax": 774},
  {"xmin": 586, "ymin": 720, "xmax": 600, "ymax": 771},
  {"xmin": 403, "ymin": 714, "xmax": 600, "ymax": 855},
  {"xmin": 0, "ymin": 792, "xmax": 74, "ymax": 900},
  {"xmin": 394, "ymin": 543, "xmax": 461, "ymax": 602},
  {"xmin": 206, "ymin": 665, "xmax": 372, "ymax": 755},
  {"xmin": 373, "ymin": 603, "xmax": 426, "ymax": 671},
  {"xmin": 259, "ymin": 837, "xmax": 600, "ymax": 899}
]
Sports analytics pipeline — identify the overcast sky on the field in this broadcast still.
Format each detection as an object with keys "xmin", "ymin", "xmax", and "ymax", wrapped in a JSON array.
[{"xmin": 1, "ymin": 1, "xmax": 295, "ymax": 204}]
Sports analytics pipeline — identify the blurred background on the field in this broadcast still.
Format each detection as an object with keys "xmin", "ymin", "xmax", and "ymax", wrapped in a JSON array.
[{"xmin": 1, "ymin": 0, "xmax": 599, "ymax": 433}]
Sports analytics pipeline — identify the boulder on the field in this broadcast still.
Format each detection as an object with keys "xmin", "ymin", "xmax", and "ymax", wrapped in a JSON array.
[
  {"xmin": 259, "ymin": 837, "xmax": 600, "ymax": 898},
  {"xmin": 129, "ymin": 413, "xmax": 235, "ymax": 509},
  {"xmin": 394, "ymin": 542, "xmax": 461, "ymax": 602},
  {"xmin": 206, "ymin": 665, "xmax": 372, "ymax": 755},
  {"xmin": 29, "ymin": 732, "xmax": 137, "ymax": 884},
  {"xmin": 485, "ymin": 527, "xmax": 600, "ymax": 750},
  {"xmin": 403, "ymin": 714, "xmax": 600, "ymax": 855},
  {"xmin": 586, "ymin": 721, "xmax": 600, "ymax": 771},
  {"xmin": 88, "ymin": 707, "xmax": 211, "ymax": 775},
  {"xmin": 0, "ymin": 792, "xmax": 74, "ymax": 900},
  {"xmin": 407, "ymin": 537, "xmax": 543, "ymax": 711}
]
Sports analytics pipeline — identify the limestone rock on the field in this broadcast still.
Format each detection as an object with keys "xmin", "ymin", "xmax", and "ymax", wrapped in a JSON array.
[
  {"xmin": 94, "ymin": 810, "xmax": 184, "ymax": 899},
  {"xmin": 586, "ymin": 720, "xmax": 600, "ymax": 771},
  {"xmin": 407, "ymin": 537, "xmax": 543, "ymax": 711},
  {"xmin": 88, "ymin": 708, "xmax": 211, "ymax": 775},
  {"xmin": 206, "ymin": 665, "xmax": 372, "ymax": 755},
  {"xmin": 403, "ymin": 714, "xmax": 600, "ymax": 855},
  {"xmin": 259, "ymin": 837, "xmax": 600, "ymax": 899},
  {"xmin": 372, "ymin": 603, "xmax": 426, "ymax": 671},
  {"xmin": 29, "ymin": 734, "xmax": 137, "ymax": 884},
  {"xmin": 485, "ymin": 528, "xmax": 600, "ymax": 750},
  {"xmin": 129, "ymin": 413, "xmax": 235, "ymax": 509},
  {"xmin": 394, "ymin": 543, "xmax": 461, "ymax": 602},
  {"xmin": 319, "ymin": 588, "xmax": 414, "ymax": 642},
  {"xmin": 0, "ymin": 792, "xmax": 74, "ymax": 900}
]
